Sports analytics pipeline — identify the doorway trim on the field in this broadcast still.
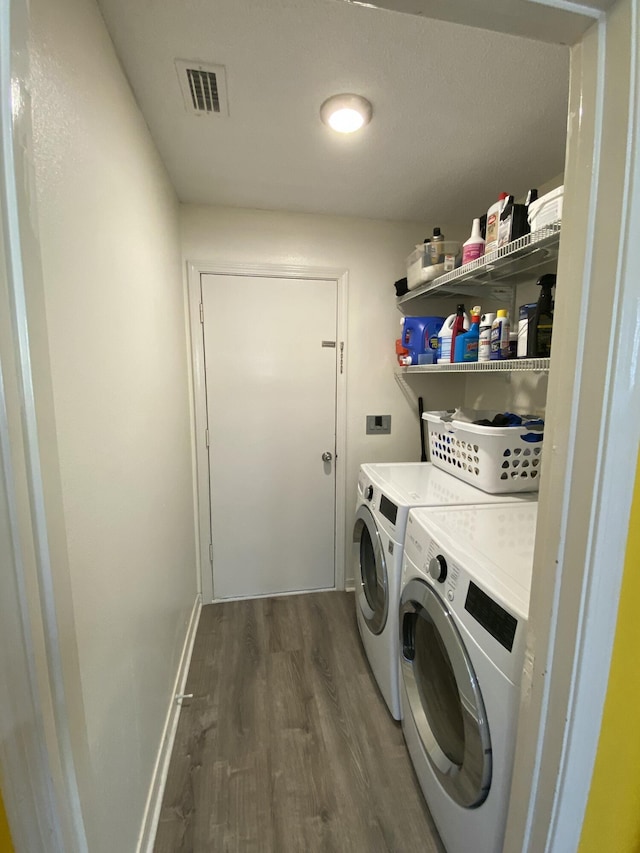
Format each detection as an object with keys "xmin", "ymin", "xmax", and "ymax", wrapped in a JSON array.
[
  {"xmin": 186, "ymin": 260, "xmax": 349, "ymax": 603},
  {"xmin": 504, "ymin": 3, "xmax": 640, "ymax": 851}
]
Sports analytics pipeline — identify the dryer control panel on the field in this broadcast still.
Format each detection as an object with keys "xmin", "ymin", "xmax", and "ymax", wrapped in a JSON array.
[{"xmin": 465, "ymin": 582, "xmax": 518, "ymax": 652}]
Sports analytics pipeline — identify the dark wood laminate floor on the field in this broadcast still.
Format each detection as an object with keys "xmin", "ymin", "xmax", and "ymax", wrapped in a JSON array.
[{"xmin": 154, "ymin": 591, "xmax": 444, "ymax": 853}]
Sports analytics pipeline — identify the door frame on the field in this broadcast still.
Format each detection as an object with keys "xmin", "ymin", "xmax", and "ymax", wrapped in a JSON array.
[
  {"xmin": 0, "ymin": 0, "xmax": 90, "ymax": 849},
  {"xmin": 186, "ymin": 261, "xmax": 349, "ymax": 603},
  {"xmin": 504, "ymin": 2, "xmax": 640, "ymax": 850}
]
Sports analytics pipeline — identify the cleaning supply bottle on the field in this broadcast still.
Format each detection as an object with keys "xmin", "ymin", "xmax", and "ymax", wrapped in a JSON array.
[
  {"xmin": 430, "ymin": 227, "xmax": 444, "ymax": 265},
  {"xmin": 436, "ymin": 311, "xmax": 469, "ymax": 363},
  {"xmin": 485, "ymin": 192, "xmax": 509, "ymax": 253},
  {"xmin": 529, "ymin": 273, "xmax": 556, "ymax": 357},
  {"xmin": 517, "ymin": 303, "xmax": 537, "ymax": 357},
  {"xmin": 462, "ymin": 219, "xmax": 485, "ymax": 265},
  {"xmin": 454, "ymin": 307, "xmax": 481, "ymax": 362},
  {"xmin": 478, "ymin": 312, "xmax": 495, "ymax": 362},
  {"xmin": 490, "ymin": 309, "xmax": 510, "ymax": 360},
  {"xmin": 449, "ymin": 303, "xmax": 467, "ymax": 363}
]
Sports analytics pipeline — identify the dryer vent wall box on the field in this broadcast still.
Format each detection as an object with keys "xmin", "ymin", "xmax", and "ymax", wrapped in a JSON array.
[{"xmin": 367, "ymin": 415, "xmax": 391, "ymax": 435}]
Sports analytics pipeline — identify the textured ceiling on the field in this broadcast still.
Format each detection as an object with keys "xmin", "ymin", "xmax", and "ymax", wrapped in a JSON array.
[
  {"xmin": 336, "ymin": 0, "xmax": 602, "ymax": 45},
  {"xmin": 96, "ymin": 0, "xmax": 570, "ymax": 228}
]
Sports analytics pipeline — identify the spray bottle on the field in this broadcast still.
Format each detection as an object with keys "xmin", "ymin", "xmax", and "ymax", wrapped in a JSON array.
[
  {"xmin": 529, "ymin": 273, "xmax": 556, "ymax": 357},
  {"xmin": 454, "ymin": 306, "xmax": 481, "ymax": 363}
]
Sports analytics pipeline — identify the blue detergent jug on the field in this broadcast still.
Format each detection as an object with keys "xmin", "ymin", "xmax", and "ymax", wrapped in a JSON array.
[{"xmin": 400, "ymin": 316, "xmax": 445, "ymax": 365}]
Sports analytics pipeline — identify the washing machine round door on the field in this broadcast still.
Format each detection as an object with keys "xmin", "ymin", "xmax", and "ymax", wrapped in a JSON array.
[
  {"xmin": 353, "ymin": 504, "xmax": 389, "ymax": 635},
  {"xmin": 400, "ymin": 578, "xmax": 492, "ymax": 808}
]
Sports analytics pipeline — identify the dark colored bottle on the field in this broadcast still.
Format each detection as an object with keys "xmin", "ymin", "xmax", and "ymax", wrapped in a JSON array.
[
  {"xmin": 529, "ymin": 274, "xmax": 556, "ymax": 357},
  {"xmin": 430, "ymin": 227, "xmax": 444, "ymax": 265},
  {"xmin": 450, "ymin": 303, "xmax": 466, "ymax": 363}
]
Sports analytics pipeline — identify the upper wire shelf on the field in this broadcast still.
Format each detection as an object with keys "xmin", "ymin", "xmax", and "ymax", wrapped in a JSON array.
[{"xmin": 397, "ymin": 224, "xmax": 561, "ymax": 306}]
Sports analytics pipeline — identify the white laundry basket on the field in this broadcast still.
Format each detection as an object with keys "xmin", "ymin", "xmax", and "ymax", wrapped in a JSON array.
[{"xmin": 423, "ymin": 411, "xmax": 544, "ymax": 494}]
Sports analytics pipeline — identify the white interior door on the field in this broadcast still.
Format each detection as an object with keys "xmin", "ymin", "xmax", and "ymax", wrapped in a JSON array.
[{"xmin": 200, "ymin": 273, "xmax": 338, "ymax": 599}]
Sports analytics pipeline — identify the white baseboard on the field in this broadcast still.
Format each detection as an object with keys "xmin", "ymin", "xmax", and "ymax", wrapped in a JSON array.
[{"xmin": 136, "ymin": 592, "xmax": 202, "ymax": 853}]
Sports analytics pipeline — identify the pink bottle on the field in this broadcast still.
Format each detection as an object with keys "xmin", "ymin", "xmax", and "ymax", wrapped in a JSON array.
[{"xmin": 462, "ymin": 218, "xmax": 485, "ymax": 265}]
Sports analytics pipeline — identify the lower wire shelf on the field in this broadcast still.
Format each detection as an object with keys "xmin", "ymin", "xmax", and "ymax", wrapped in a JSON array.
[{"xmin": 398, "ymin": 358, "xmax": 550, "ymax": 375}]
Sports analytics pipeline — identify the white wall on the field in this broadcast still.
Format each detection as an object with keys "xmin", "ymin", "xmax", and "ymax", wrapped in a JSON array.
[
  {"xmin": 181, "ymin": 205, "xmax": 466, "ymax": 585},
  {"xmin": 27, "ymin": 0, "xmax": 197, "ymax": 849}
]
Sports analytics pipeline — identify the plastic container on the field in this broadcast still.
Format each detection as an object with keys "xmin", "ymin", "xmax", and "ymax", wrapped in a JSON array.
[
  {"xmin": 406, "ymin": 241, "xmax": 461, "ymax": 290},
  {"xmin": 462, "ymin": 218, "xmax": 485, "ymax": 265},
  {"xmin": 528, "ymin": 185, "xmax": 564, "ymax": 233},
  {"xmin": 423, "ymin": 410, "xmax": 544, "ymax": 494},
  {"xmin": 437, "ymin": 311, "xmax": 469, "ymax": 363},
  {"xmin": 490, "ymin": 309, "xmax": 510, "ymax": 361},
  {"xmin": 399, "ymin": 316, "xmax": 445, "ymax": 365}
]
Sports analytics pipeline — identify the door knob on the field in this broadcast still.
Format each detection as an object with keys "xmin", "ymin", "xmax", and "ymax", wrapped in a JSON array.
[{"xmin": 322, "ymin": 451, "xmax": 333, "ymax": 462}]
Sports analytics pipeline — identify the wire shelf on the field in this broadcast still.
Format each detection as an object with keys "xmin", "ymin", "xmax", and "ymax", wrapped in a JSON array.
[
  {"xmin": 399, "ymin": 358, "xmax": 550, "ymax": 374},
  {"xmin": 397, "ymin": 224, "xmax": 561, "ymax": 305}
]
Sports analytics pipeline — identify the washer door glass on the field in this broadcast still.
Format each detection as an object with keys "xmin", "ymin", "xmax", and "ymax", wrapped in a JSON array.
[
  {"xmin": 353, "ymin": 504, "xmax": 388, "ymax": 635},
  {"xmin": 400, "ymin": 578, "xmax": 492, "ymax": 808}
]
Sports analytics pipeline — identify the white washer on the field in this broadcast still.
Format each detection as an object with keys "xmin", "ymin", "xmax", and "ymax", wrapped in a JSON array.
[
  {"xmin": 352, "ymin": 463, "xmax": 535, "ymax": 720},
  {"xmin": 399, "ymin": 502, "xmax": 538, "ymax": 853}
]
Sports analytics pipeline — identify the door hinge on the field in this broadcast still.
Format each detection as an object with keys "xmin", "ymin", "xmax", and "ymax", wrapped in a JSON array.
[
  {"xmin": 205, "ymin": 428, "xmax": 210, "ymax": 447},
  {"xmin": 199, "ymin": 303, "xmax": 204, "ymax": 324},
  {"xmin": 209, "ymin": 543, "xmax": 213, "ymax": 564},
  {"xmin": 340, "ymin": 341, "xmax": 344, "ymax": 374}
]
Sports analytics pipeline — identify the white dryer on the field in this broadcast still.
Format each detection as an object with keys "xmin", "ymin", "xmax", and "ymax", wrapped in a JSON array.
[
  {"xmin": 352, "ymin": 463, "xmax": 535, "ymax": 720},
  {"xmin": 399, "ymin": 502, "xmax": 538, "ymax": 853}
]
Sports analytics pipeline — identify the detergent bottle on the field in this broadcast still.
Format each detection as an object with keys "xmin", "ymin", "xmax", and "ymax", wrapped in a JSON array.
[
  {"xmin": 437, "ymin": 309, "xmax": 470, "ymax": 363},
  {"xmin": 400, "ymin": 316, "xmax": 446, "ymax": 365},
  {"xmin": 449, "ymin": 304, "xmax": 467, "ymax": 363}
]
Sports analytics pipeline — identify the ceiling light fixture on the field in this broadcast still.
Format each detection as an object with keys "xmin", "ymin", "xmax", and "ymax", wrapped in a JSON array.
[{"xmin": 320, "ymin": 93, "xmax": 372, "ymax": 134}]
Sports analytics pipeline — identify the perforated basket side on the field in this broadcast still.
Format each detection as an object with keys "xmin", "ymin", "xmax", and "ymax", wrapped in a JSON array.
[
  {"xmin": 428, "ymin": 427, "xmax": 482, "ymax": 479},
  {"xmin": 426, "ymin": 420, "xmax": 542, "ymax": 493},
  {"xmin": 496, "ymin": 442, "xmax": 543, "ymax": 486}
]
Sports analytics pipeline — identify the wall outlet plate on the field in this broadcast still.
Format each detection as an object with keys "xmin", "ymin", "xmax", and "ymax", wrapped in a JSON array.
[{"xmin": 366, "ymin": 415, "xmax": 391, "ymax": 435}]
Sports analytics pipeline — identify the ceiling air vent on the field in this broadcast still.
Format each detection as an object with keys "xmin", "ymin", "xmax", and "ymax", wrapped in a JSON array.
[{"xmin": 175, "ymin": 60, "xmax": 229, "ymax": 117}]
